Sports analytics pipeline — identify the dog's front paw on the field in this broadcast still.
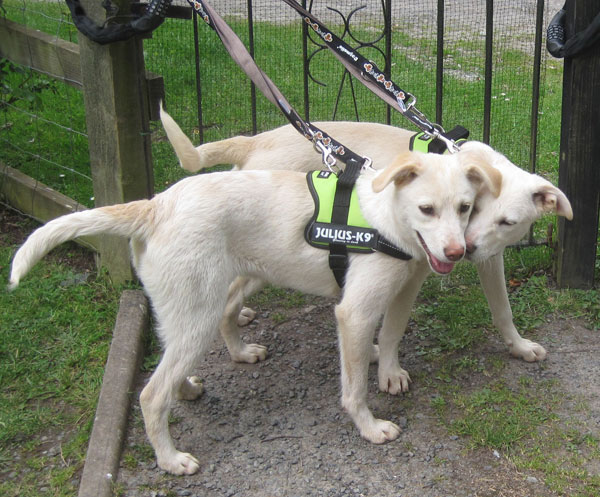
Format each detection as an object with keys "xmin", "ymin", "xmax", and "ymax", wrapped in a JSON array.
[
  {"xmin": 158, "ymin": 451, "xmax": 200, "ymax": 475},
  {"xmin": 360, "ymin": 419, "xmax": 401, "ymax": 444},
  {"xmin": 177, "ymin": 376, "xmax": 205, "ymax": 401},
  {"xmin": 378, "ymin": 366, "xmax": 411, "ymax": 395},
  {"xmin": 237, "ymin": 307, "xmax": 257, "ymax": 326},
  {"xmin": 231, "ymin": 343, "xmax": 268, "ymax": 364},
  {"xmin": 509, "ymin": 338, "xmax": 547, "ymax": 362}
]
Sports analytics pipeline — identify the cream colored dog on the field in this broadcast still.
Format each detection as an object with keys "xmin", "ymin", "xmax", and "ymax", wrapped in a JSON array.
[
  {"xmin": 161, "ymin": 110, "xmax": 573, "ymax": 380},
  {"xmin": 10, "ymin": 151, "xmax": 498, "ymax": 474}
]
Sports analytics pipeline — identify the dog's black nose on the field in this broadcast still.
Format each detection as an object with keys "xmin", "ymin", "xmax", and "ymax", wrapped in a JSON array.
[{"xmin": 466, "ymin": 241, "xmax": 477, "ymax": 254}]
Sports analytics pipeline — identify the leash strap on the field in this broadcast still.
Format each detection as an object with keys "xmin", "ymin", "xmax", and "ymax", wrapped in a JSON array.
[
  {"xmin": 187, "ymin": 0, "xmax": 368, "ymax": 169},
  {"xmin": 279, "ymin": 0, "xmax": 462, "ymax": 153},
  {"xmin": 187, "ymin": 0, "xmax": 426, "ymax": 286}
]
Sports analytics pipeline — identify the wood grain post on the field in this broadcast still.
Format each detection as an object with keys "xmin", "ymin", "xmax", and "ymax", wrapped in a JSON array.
[
  {"xmin": 78, "ymin": 0, "xmax": 154, "ymax": 283},
  {"xmin": 556, "ymin": 0, "xmax": 600, "ymax": 289}
]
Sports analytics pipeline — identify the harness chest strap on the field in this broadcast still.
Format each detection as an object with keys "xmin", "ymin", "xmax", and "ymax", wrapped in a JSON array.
[{"xmin": 304, "ymin": 163, "xmax": 412, "ymax": 287}]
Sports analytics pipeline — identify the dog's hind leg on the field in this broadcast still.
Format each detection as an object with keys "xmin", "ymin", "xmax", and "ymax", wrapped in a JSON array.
[
  {"xmin": 477, "ymin": 253, "xmax": 547, "ymax": 362},
  {"xmin": 140, "ymin": 339, "xmax": 204, "ymax": 475},
  {"xmin": 140, "ymin": 273, "xmax": 228, "ymax": 475},
  {"xmin": 377, "ymin": 261, "xmax": 431, "ymax": 394},
  {"xmin": 219, "ymin": 277, "xmax": 268, "ymax": 363}
]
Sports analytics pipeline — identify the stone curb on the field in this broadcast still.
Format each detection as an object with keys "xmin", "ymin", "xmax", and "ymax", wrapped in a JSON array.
[{"xmin": 78, "ymin": 290, "xmax": 149, "ymax": 497}]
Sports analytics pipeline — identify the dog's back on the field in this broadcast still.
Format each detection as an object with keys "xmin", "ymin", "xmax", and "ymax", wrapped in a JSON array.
[{"xmin": 160, "ymin": 107, "xmax": 414, "ymax": 173}]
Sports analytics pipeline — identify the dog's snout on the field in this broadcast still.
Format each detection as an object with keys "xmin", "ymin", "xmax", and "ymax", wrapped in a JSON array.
[
  {"xmin": 466, "ymin": 241, "xmax": 477, "ymax": 255},
  {"xmin": 444, "ymin": 244, "xmax": 465, "ymax": 261}
]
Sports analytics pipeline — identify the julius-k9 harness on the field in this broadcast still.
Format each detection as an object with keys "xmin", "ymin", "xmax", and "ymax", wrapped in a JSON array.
[
  {"xmin": 304, "ymin": 160, "xmax": 412, "ymax": 287},
  {"xmin": 303, "ymin": 126, "xmax": 470, "ymax": 288}
]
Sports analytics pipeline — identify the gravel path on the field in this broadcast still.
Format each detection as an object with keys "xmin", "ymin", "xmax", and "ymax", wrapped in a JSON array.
[{"xmin": 116, "ymin": 295, "xmax": 599, "ymax": 497}]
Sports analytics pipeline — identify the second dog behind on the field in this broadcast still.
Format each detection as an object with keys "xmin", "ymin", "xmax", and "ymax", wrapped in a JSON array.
[{"xmin": 161, "ymin": 110, "xmax": 573, "ymax": 368}]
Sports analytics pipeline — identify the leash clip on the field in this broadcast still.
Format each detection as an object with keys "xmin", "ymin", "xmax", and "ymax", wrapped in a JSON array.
[{"xmin": 313, "ymin": 139, "xmax": 338, "ymax": 172}]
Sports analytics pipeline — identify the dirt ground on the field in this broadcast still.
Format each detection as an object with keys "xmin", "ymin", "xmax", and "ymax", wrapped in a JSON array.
[{"xmin": 116, "ymin": 291, "xmax": 599, "ymax": 497}]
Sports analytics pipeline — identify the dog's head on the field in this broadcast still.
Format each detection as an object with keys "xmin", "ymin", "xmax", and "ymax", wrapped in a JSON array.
[
  {"xmin": 457, "ymin": 142, "xmax": 573, "ymax": 262},
  {"xmin": 368, "ymin": 151, "xmax": 500, "ymax": 275}
]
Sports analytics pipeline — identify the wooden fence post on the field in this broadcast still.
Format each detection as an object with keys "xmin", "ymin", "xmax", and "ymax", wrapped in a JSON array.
[
  {"xmin": 556, "ymin": 0, "xmax": 600, "ymax": 289},
  {"xmin": 78, "ymin": 0, "xmax": 154, "ymax": 283}
]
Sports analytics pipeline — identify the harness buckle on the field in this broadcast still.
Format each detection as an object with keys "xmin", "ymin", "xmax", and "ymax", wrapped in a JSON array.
[{"xmin": 361, "ymin": 156, "xmax": 375, "ymax": 172}]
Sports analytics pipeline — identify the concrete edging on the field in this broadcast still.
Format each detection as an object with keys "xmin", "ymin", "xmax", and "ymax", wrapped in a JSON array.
[{"xmin": 78, "ymin": 289, "xmax": 149, "ymax": 497}]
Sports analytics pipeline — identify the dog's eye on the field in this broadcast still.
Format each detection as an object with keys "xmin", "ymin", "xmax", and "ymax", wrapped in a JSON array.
[
  {"xmin": 498, "ymin": 218, "xmax": 516, "ymax": 226},
  {"xmin": 419, "ymin": 205, "xmax": 435, "ymax": 216},
  {"xmin": 459, "ymin": 203, "xmax": 471, "ymax": 214}
]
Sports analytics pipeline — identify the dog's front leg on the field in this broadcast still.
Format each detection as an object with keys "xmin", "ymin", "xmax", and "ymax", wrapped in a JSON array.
[
  {"xmin": 476, "ymin": 253, "xmax": 547, "ymax": 362},
  {"xmin": 378, "ymin": 261, "xmax": 431, "ymax": 394},
  {"xmin": 219, "ymin": 277, "xmax": 268, "ymax": 363},
  {"xmin": 335, "ymin": 299, "xmax": 401, "ymax": 444}
]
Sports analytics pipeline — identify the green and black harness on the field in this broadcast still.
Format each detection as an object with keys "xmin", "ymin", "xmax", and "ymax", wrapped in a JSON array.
[
  {"xmin": 304, "ymin": 127, "xmax": 469, "ymax": 288},
  {"xmin": 304, "ymin": 159, "xmax": 411, "ymax": 288}
]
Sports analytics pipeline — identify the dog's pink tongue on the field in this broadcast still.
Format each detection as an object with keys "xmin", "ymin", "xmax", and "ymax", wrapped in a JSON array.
[{"xmin": 430, "ymin": 254, "xmax": 455, "ymax": 275}]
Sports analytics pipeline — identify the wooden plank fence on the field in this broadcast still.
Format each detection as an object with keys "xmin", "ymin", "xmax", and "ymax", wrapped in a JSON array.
[{"xmin": 0, "ymin": 3, "xmax": 163, "ymax": 283}]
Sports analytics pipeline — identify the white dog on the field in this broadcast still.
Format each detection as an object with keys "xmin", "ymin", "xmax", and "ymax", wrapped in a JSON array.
[
  {"xmin": 161, "ymin": 110, "xmax": 573, "ymax": 380},
  {"xmin": 10, "ymin": 152, "xmax": 498, "ymax": 474}
]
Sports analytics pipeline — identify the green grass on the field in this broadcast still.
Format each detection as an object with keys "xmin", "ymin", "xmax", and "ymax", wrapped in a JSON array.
[
  {"xmin": 0, "ymin": 214, "xmax": 125, "ymax": 497},
  {"xmin": 448, "ymin": 380, "xmax": 558, "ymax": 449},
  {"xmin": 430, "ymin": 376, "xmax": 600, "ymax": 497}
]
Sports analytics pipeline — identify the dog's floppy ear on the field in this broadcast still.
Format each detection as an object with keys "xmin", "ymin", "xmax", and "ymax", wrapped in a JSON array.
[
  {"xmin": 372, "ymin": 152, "xmax": 423, "ymax": 193},
  {"xmin": 459, "ymin": 148, "xmax": 502, "ymax": 197},
  {"xmin": 464, "ymin": 162, "xmax": 502, "ymax": 198},
  {"xmin": 533, "ymin": 183, "xmax": 573, "ymax": 220}
]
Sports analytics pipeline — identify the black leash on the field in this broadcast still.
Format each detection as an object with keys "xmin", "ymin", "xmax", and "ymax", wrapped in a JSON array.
[
  {"xmin": 279, "ymin": 0, "xmax": 465, "ymax": 154},
  {"xmin": 65, "ymin": 0, "xmax": 172, "ymax": 45},
  {"xmin": 547, "ymin": 2, "xmax": 600, "ymax": 58}
]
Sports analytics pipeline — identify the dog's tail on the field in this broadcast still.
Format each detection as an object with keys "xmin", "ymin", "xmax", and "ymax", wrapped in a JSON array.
[
  {"xmin": 9, "ymin": 200, "xmax": 153, "ymax": 290},
  {"xmin": 160, "ymin": 106, "xmax": 253, "ymax": 172}
]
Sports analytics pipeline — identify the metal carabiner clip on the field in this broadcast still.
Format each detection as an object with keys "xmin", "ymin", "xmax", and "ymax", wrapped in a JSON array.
[{"xmin": 313, "ymin": 139, "xmax": 338, "ymax": 172}]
